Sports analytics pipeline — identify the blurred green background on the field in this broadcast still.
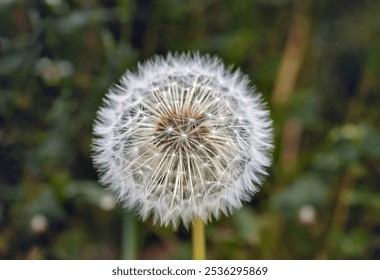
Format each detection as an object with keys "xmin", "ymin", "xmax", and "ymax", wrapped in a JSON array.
[{"xmin": 1, "ymin": 0, "xmax": 380, "ymax": 260}]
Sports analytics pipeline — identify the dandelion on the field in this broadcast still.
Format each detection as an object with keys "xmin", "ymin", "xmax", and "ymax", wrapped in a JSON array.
[{"xmin": 92, "ymin": 53, "xmax": 272, "ymax": 229}]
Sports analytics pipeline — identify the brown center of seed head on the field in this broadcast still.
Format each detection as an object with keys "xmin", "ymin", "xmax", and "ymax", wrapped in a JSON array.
[{"xmin": 154, "ymin": 106, "xmax": 211, "ymax": 155}]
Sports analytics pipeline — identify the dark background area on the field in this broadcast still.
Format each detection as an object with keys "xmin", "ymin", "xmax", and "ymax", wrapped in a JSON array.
[{"xmin": 1, "ymin": 0, "xmax": 380, "ymax": 259}]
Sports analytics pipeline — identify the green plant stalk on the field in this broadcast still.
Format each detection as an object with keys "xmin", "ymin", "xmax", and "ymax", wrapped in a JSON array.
[
  {"xmin": 122, "ymin": 212, "xmax": 137, "ymax": 259},
  {"xmin": 192, "ymin": 216, "xmax": 206, "ymax": 260}
]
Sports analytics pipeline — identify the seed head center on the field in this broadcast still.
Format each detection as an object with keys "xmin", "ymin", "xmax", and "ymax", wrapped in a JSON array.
[{"xmin": 154, "ymin": 107, "xmax": 210, "ymax": 153}]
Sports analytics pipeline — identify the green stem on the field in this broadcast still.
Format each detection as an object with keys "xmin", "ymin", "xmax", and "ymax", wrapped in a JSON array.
[
  {"xmin": 192, "ymin": 216, "xmax": 206, "ymax": 260},
  {"xmin": 121, "ymin": 212, "xmax": 137, "ymax": 259}
]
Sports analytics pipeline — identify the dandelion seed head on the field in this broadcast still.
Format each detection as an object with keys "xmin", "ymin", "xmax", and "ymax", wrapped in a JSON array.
[{"xmin": 92, "ymin": 52, "xmax": 273, "ymax": 228}]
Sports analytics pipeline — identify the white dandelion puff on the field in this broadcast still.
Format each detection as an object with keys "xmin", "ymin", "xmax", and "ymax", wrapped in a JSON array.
[{"xmin": 92, "ymin": 52, "xmax": 273, "ymax": 228}]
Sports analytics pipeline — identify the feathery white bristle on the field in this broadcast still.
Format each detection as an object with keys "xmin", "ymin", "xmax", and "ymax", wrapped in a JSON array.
[{"xmin": 92, "ymin": 52, "xmax": 273, "ymax": 228}]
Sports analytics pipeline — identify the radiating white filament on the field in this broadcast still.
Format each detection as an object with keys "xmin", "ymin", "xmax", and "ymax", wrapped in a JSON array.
[{"xmin": 92, "ymin": 53, "xmax": 273, "ymax": 228}]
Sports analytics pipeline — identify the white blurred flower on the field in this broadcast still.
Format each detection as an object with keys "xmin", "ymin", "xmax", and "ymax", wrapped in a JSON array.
[
  {"xmin": 30, "ymin": 214, "xmax": 48, "ymax": 233},
  {"xmin": 92, "ymin": 53, "xmax": 273, "ymax": 228},
  {"xmin": 99, "ymin": 194, "xmax": 116, "ymax": 211},
  {"xmin": 298, "ymin": 204, "xmax": 317, "ymax": 225},
  {"xmin": 35, "ymin": 57, "xmax": 74, "ymax": 85},
  {"xmin": 44, "ymin": 0, "xmax": 61, "ymax": 6}
]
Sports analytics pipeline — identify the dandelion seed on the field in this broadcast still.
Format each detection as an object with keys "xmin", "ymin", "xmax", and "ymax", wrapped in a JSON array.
[{"xmin": 92, "ymin": 52, "xmax": 273, "ymax": 228}]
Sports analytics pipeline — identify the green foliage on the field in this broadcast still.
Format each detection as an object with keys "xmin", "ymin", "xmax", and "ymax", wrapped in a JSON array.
[
  {"xmin": 1, "ymin": 0, "xmax": 380, "ymax": 260},
  {"xmin": 271, "ymin": 174, "xmax": 327, "ymax": 217}
]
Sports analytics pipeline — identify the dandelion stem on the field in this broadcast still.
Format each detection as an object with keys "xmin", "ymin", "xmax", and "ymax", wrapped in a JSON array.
[
  {"xmin": 192, "ymin": 216, "xmax": 206, "ymax": 260},
  {"xmin": 122, "ymin": 212, "xmax": 137, "ymax": 259}
]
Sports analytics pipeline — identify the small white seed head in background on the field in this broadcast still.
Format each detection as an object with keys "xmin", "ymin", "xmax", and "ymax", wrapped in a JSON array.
[
  {"xmin": 30, "ymin": 214, "xmax": 48, "ymax": 233},
  {"xmin": 298, "ymin": 204, "xmax": 317, "ymax": 225}
]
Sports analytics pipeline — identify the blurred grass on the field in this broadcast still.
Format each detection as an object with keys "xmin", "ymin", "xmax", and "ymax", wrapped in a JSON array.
[{"xmin": 1, "ymin": 0, "xmax": 380, "ymax": 259}]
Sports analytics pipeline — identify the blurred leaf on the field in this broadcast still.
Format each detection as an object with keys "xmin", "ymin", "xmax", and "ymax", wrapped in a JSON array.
[
  {"xmin": 0, "ymin": 53, "xmax": 24, "ymax": 75},
  {"xmin": 220, "ymin": 29, "xmax": 254, "ymax": 65},
  {"xmin": 288, "ymin": 89, "xmax": 318, "ymax": 125},
  {"xmin": 360, "ymin": 123, "xmax": 380, "ymax": 159},
  {"xmin": 52, "ymin": 228, "xmax": 87, "ymax": 259},
  {"xmin": 346, "ymin": 188, "xmax": 380, "ymax": 210},
  {"xmin": 54, "ymin": 8, "xmax": 118, "ymax": 34},
  {"xmin": 327, "ymin": 228, "xmax": 369, "ymax": 259},
  {"xmin": 340, "ymin": 229, "xmax": 369, "ymax": 258},
  {"xmin": 0, "ymin": 0, "xmax": 15, "ymax": 8},
  {"xmin": 65, "ymin": 180, "xmax": 112, "ymax": 209},
  {"xmin": 270, "ymin": 174, "xmax": 327, "ymax": 217},
  {"xmin": 232, "ymin": 207, "xmax": 260, "ymax": 244},
  {"xmin": 25, "ymin": 187, "xmax": 66, "ymax": 221},
  {"xmin": 170, "ymin": 242, "xmax": 191, "ymax": 260}
]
